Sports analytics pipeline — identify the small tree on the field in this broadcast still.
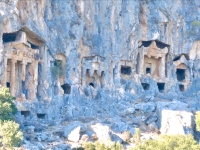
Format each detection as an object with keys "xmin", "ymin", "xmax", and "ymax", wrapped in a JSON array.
[
  {"xmin": 195, "ymin": 111, "xmax": 200, "ymax": 132},
  {"xmin": 0, "ymin": 120, "xmax": 23, "ymax": 147},
  {"xmin": 0, "ymin": 87, "xmax": 17, "ymax": 121},
  {"xmin": 0, "ymin": 87, "xmax": 23, "ymax": 148},
  {"xmin": 51, "ymin": 60, "xmax": 65, "ymax": 78}
]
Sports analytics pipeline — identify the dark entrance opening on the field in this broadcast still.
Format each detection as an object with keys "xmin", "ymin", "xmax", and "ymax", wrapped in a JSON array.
[
  {"xmin": 2, "ymin": 33, "xmax": 17, "ymax": 43},
  {"xmin": 61, "ymin": 83, "xmax": 71, "ymax": 94},
  {"xmin": 121, "ymin": 66, "xmax": 131, "ymax": 75},
  {"xmin": 6, "ymin": 82, "xmax": 10, "ymax": 88},
  {"xmin": 37, "ymin": 114, "xmax": 46, "ymax": 119},
  {"xmin": 146, "ymin": 67, "xmax": 151, "ymax": 74},
  {"xmin": 21, "ymin": 111, "xmax": 30, "ymax": 118},
  {"xmin": 89, "ymin": 83, "xmax": 94, "ymax": 87},
  {"xmin": 157, "ymin": 83, "xmax": 165, "ymax": 92},
  {"xmin": 176, "ymin": 69, "xmax": 185, "ymax": 81},
  {"xmin": 141, "ymin": 83, "xmax": 150, "ymax": 90},
  {"xmin": 27, "ymin": 41, "xmax": 40, "ymax": 49},
  {"xmin": 179, "ymin": 84, "xmax": 184, "ymax": 92}
]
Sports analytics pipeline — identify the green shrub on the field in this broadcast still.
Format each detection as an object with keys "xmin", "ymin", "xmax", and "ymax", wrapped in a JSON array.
[
  {"xmin": 131, "ymin": 134, "xmax": 199, "ymax": 150},
  {"xmin": 82, "ymin": 141, "xmax": 122, "ymax": 150},
  {"xmin": 0, "ymin": 120, "xmax": 23, "ymax": 147},
  {"xmin": 0, "ymin": 87, "xmax": 17, "ymax": 121},
  {"xmin": 51, "ymin": 60, "xmax": 65, "ymax": 78},
  {"xmin": 83, "ymin": 142, "xmax": 95, "ymax": 150},
  {"xmin": 132, "ymin": 128, "xmax": 141, "ymax": 145},
  {"xmin": 191, "ymin": 20, "xmax": 200, "ymax": 26},
  {"xmin": 123, "ymin": 131, "xmax": 131, "ymax": 143},
  {"xmin": 195, "ymin": 111, "xmax": 200, "ymax": 131}
]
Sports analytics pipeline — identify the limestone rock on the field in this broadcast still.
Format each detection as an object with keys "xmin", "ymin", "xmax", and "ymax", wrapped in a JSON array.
[
  {"xmin": 80, "ymin": 134, "xmax": 89, "ymax": 143},
  {"xmin": 64, "ymin": 122, "xmax": 85, "ymax": 142},
  {"xmin": 160, "ymin": 110, "xmax": 193, "ymax": 135},
  {"xmin": 91, "ymin": 123, "xmax": 111, "ymax": 141}
]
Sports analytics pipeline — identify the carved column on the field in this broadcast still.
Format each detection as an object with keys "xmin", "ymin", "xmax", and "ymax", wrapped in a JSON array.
[
  {"xmin": 10, "ymin": 59, "xmax": 16, "ymax": 96},
  {"xmin": 21, "ymin": 60, "xmax": 26, "ymax": 81},
  {"xmin": 2, "ymin": 58, "xmax": 7, "ymax": 86},
  {"xmin": 160, "ymin": 55, "xmax": 165, "ymax": 78},
  {"xmin": 140, "ymin": 50, "xmax": 144, "ymax": 75},
  {"xmin": 33, "ymin": 61, "xmax": 38, "ymax": 99},
  {"xmin": 34, "ymin": 61, "xmax": 38, "ymax": 82}
]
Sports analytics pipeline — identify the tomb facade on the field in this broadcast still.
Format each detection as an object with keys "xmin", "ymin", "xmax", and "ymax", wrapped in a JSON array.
[
  {"xmin": 82, "ymin": 55, "xmax": 105, "ymax": 88},
  {"xmin": 173, "ymin": 54, "xmax": 190, "ymax": 91},
  {"xmin": 138, "ymin": 40, "xmax": 169, "ymax": 79},
  {"xmin": 1, "ymin": 27, "xmax": 45, "ymax": 100}
]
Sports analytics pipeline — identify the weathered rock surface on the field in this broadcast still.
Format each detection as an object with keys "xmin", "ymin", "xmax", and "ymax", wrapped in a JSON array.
[{"xmin": 0, "ymin": 0, "xmax": 200, "ymax": 149}]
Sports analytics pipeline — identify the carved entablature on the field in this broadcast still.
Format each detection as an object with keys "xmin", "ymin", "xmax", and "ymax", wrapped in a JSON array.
[
  {"xmin": 173, "ymin": 54, "xmax": 189, "ymax": 69},
  {"xmin": 142, "ymin": 40, "xmax": 168, "ymax": 58},
  {"xmin": 83, "ymin": 55, "xmax": 106, "ymax": 73}
]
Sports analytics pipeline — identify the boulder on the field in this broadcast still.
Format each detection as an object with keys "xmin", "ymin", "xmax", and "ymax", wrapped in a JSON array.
[
  {"xmin": 57, "ymin": 143, "xmax": 70, "ymax": 149},
  {"xmin": 135, "ymin": 103, "xmax": 156, "ymax": 113},
  {"xmin": 145, "ymin": 114, "xmax": 158, "ymax": 125},
  {"xmin": 24, "ymin": 126, "xmax": 35, "ymax": 134},
  {"xmin": 67, "ymin": 126, "xmax": 81, "ymax": 142},
  {"xmin": 91, "ymin": 123, "xmax": 111, "ymax": 141},
  {"xmin": 40, "ymin": 133, "xmax": 48, "ymax": 141},
  {"xmin": 157, "ymin": 101, "xmax": 194, "ymax": 135},
  {"xmin": 148, "ymin": 122, "xmax": 158, "ymax": 132},
  {"xmin": 80, "ymin": 134, "xmax": 89, "ymax": 143},
  {"xmin": 64, "ymin": 122, "xmax": 86, "ymax": 142},
  {"xmin": 160, "ymin": 110, "xmax": 193, "ymax": 135}
]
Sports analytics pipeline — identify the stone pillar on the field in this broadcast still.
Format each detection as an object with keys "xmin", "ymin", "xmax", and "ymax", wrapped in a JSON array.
[
  {"xmin": 2, "ymin": 58, "xmax": 7, "ymax": 86},
  {"xmin": 34, "ymin": 61, "xmax": 38, "ymax": 83},
  {"xmin": 160, "ymin": 55, "xmax": 165, "ymax": 78},
  {"xmin": 140, "ymin": 51, "xmax": 144, "ymax": 75},
  {"xmin": 10, "ymin": 59, "xmax": 16, "ymax": 96},
  {"xmin": 21, "ymin": 60, "xmax": 26, "ymax": 81},
  {"xmin": 82, "ymin": 67, "xmax": 86, "ymax": 86}
]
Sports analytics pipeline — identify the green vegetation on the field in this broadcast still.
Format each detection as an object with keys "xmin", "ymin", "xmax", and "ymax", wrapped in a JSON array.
[
  {"xmin": 191, "ymin": 20, "xmax": 200, "ymax": 26},
  {"xmin": 131, "ymin": 134, "xmax": 200, "ymax": 150},
  {"xmin": 123, "ymin": 131, "xmax": 131, "ymax": 143},
  {"xmin": 79, "ymin": 141, "xmax": 122, "ymax": 150},
  {"xmin": 131, "ymin": 128, "xmax": 141, "ymax": 146},
  {"xmin": 51, "ymin": 60, "xmax": 65, "ymax": 78},
  {"xmin": 0, "ymin": 120, "xmax": 23, "ymax": 148},
  {"xmin": 0, "ymin": 87, "xmax": 23, "ymax": 148},
  {"xmin": 0, "ymin": 87, "xmax": 17, "ymax": 121},
  {"xmin": 195, "ymin": 111, "xmax": 200, "ymax": 132},
  {"xmin": 186, "ymin": 20, "xmax": 200, "ymax": 36}
]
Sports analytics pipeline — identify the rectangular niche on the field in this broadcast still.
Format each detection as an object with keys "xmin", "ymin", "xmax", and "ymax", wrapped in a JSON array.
[
  {"xmin": 37, "ymin": 114, "xmax": 46, "ymax": 119},
  {"xmin": 61, "ymin": 83, "xmax": 71, "ymax": 94},
  {"xmin": 145, "ymin": 63, "xmax": 151, "ymax": 74},
  {"xmin": 176, "ymin": 69, "xmax": 185, "ymax": 81},
  {"xmin": 21, "ymin": 111, "xmax": 30, "ymax": 118},
  {"xmin": 121, "ymin": 66, "xmax": 131, "ymax": 75},
  {"xmin": 2, "ymin": 32, "xmax": 17, "ymax": 43},
  {"xmin": 179, "ymin": 84, "xmax": 184, "ymax": 92},
  {"xmin": 6, "ymin": 82, "xmax": 10, "ymax": 88},
  {"xmin": 141, "ymin": 83, "xmax": 150, "ymax": 90},
  {"xmin": 157, "ymin": 83, "xmax": 165, "ymax": 93}
]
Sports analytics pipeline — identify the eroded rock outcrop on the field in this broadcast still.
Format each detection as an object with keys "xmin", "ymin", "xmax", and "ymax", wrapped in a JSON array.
[{"xmin": 0, "ymin": 0, "xmax": 200, "ymax": 149}]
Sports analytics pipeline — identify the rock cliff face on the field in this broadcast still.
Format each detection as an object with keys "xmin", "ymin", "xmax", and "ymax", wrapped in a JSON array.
[{"xmin": 1, "ymin": 0, "xmax": 200, "ymax": 149}]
